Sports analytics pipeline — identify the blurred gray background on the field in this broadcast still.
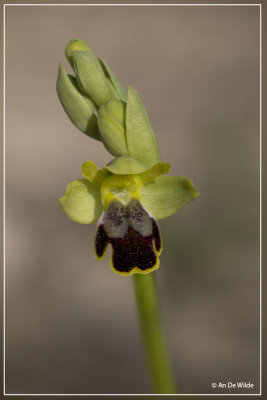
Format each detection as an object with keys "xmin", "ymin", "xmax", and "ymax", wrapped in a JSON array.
[{"xmin": 5, "ymin": 4, "xmax": 260, "ymax": 395}]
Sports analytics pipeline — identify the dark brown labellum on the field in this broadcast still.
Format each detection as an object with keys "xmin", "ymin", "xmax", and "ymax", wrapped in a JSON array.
[{"xmin": 95, "ymin": 198, "xmax": 161, "ymax": 275}]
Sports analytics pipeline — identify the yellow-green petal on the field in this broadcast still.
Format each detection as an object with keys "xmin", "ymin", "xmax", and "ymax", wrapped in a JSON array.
[
  {"xmin": 81, "ymin": 160, "xmax": 109, "ymax": 184},
  {"xmin": 139, "ymin": 162, "xmax": 170, "ymax": 183},
  {"xmin": 58, "ymin": 179, "xmax": 103, "ymax": 224},
  {"xmin": 97, "ymin": 99, "xmax": 128, "ymax": 157},
  {"xmin": 141, "ymin": 176, "xmax": 199, "ymax": 220},
  {"xmin": 104, "ymin": 156, "xmax": 147, "ymax": 175},
  {"xmin": 56, "ymin": 63, "xmax": 100, "ymax": 140},
  {"xmin": 72, "ymin": 51, "xmax": 111, "ymax": 107},
  {"xmin": 126, "ymin": 87, "xmax": 160, "ymax": 167}
]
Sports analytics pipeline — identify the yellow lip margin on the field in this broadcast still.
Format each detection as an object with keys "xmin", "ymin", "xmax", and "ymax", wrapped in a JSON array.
[{"xmin": 109, "ymin": 238, "xmax": 162, "ymax": 276}]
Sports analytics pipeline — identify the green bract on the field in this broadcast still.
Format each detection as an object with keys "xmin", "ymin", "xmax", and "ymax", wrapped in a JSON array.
[
  {"xmin": 57, "ymin": 39, "xmax": 199, "ymax": 275},
  {"xmin": 98, "ymin": 58, "xmax": 127, "ymax": 102},
  {"xmin": 97, "ymin": 99, "xmax": 127, "ymax": 156},
  {"xmin": 126, "ymin": 87, "xmax": 160, "ymax": 167}
]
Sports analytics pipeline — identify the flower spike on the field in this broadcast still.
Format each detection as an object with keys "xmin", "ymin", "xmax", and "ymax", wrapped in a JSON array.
[{"xmin": 57, "ymin": 39, "xmax": 199, "ymax": 275}]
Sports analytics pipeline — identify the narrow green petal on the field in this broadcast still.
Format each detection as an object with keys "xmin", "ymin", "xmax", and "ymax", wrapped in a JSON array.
[
  {"xmin": 141, "ymin": 176, "xmax": 199, "ymax": 220},
  {"xmin": 126, "ymin": 87, "xmax": 160, "ymax": 167},
  {"xmin": 98, "ymin": 58, "xmax": 127, "ymax": 101},
  {"xmin": 97, "ymin": 99, "xmax": 128, "ymax": 157},
  {"xmin": 65, "ymin": 39, "xmax": 92, "ymax": 68},
  {"xmin": 82, "ymin": 160, "xmax": 109, "ymax": 184},
  {"xmin": 104, "ymin": 156, "xmax": 147, "ymax": 175},
  {"xmin": 139, "ymin": 162, "xmax": 170, "ymax": 183},
  {"xmin": 56, "ymin": 63, "xmax": 100, "ymax": 140},
  {"xmin": 58, "ymin": 179, "xmax": 103, "ymax": 224},
  {"xmin": 72, "ymin": 51, "xmax": 111, "ymax": 107}
]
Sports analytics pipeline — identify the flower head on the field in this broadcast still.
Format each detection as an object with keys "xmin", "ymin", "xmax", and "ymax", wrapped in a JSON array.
[{"xmin": 57, "ymin": 39, "xmax": 199, "ymax": 276}]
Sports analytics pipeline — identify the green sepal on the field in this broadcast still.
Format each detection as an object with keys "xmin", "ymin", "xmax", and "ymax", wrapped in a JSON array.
[
  {"xmin": 97, "ymin": 99, "xmax": 128, "ymax": 157},
  {"xmin": 104, "ymin": 156, "xmax": 147, "ymax": 175},
  {"xmin": 58, "ymin": 179, "xmax": 103, "ymax": 224},
  {"xmin": 56, "ymin": 62, "xmax": 100, "ymax": 140},
  {"xmin": 98, "ymin": 58, "xmax": 127, "ymax": 101},
  {"xmin": 141, "ymin": 176, "xmax": 199, "ymax": 220},
  {"xmin": 65, "ymin": 39, "xmax": 91, "ymax": 69},
  {"xmin": 126, "ymin": 87, "xmax": 160, "ymax": 167},
  {"xmin": 72, "ymin": 51, "xmax": 111, "ymax": 107}
]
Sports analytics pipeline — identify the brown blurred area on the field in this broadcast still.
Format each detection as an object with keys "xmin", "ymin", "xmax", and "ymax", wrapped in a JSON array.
[{"xmin": 5, "ymin": 5, "xmax": 260, "ymax": 395}]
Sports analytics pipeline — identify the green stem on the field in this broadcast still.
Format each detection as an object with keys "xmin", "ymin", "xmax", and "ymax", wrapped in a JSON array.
[{"xmin": 133, "ymin": 272, "xmax": 177, "ymax": 394}]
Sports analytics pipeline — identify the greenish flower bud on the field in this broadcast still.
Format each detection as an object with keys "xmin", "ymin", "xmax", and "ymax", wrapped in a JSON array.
[
  {"xmin": 98, "ymin": 99, "xmax": 128, "ymax": 157},
  {"xmin": 56, "ymin": 62, "xmax": 100, "ymax": 140},
  {"xmin": 72, "ymin": 51, "xmax": 111, "ymax": 107},
  {"xmin": 65, "ymin": 39, "xmax": 92, "ymax": 69}
]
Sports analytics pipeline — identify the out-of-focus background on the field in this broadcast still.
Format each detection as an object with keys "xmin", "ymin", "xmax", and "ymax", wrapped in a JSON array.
[{"xmin": 5, "ymin": 4, "xmax": 260, "ymax": 395}]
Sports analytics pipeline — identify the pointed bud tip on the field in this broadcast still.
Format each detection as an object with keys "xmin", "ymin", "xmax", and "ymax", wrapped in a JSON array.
[{"xmin": 65, "ymin": 39, "xmax": 91, "ymax": 68}]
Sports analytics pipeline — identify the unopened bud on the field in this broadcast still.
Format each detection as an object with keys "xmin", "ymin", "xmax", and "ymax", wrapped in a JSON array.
[
  {"xmin": 56, "ymin": 62, "xmax": 100, "ymax": 140},
  {"xmin": 65, "ymin": 39, "xmax": 91, "ymax": 68},
  {"xmin": 72, "ymin": 51, "xmax": 111, "ymax": 107}
]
